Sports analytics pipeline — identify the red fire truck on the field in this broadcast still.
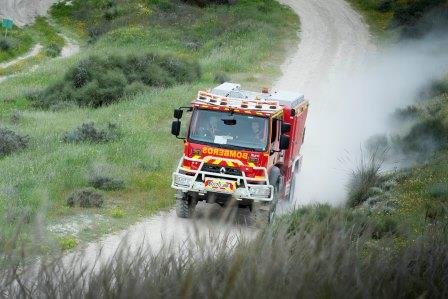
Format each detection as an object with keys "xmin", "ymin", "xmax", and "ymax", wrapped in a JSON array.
[{"xmin": 171, "ymin": 82, "xmax": 309, "ymax": 224}]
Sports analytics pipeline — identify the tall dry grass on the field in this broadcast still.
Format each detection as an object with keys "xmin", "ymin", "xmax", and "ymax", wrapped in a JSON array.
[{"xmin": 1, "ymin": 206, "xmax": 447, "ymax": 298}]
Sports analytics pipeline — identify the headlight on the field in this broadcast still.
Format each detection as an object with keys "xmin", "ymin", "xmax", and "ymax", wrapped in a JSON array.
[
  {"xmin": 174, "ymin": 174, "xmax": 193, "ymax": 187},
  {"xmin": 249, "ymin": 185, "xmax": 271, "ymax": 198}
]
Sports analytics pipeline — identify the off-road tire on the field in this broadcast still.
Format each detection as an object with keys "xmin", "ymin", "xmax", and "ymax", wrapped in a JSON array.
[
  {"xmin": 288, "ymin": 170, "xmax": 298, "ymax": 202},
  {"xmin": 251, "ymin": 184, "xmax": 278, "ymax": 227},
  {"xmin": 176, "ymin": 192, "xmax": 196, "ymax": 218},
  {"xmin": 251, "ymin": 203, "xmax": 271, "ymax": 227},
  {"xmin": 288, "ymin": 161, "xmax": 301, "ymax": 202}
]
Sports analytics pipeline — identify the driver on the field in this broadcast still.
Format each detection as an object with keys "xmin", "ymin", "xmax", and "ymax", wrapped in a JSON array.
[
  {"xmin": 199, "ymin": 116, "xmax": 220, "ymax": 138},
  {"xmin": 251, "ymin": 121, "xmax": 264, "ymax": 141}
]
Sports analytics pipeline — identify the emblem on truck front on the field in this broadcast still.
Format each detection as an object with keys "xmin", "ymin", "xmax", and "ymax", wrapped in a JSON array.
[{"xmin": 220, "ymin": 167, "xmax": 226, "ymax": 174}]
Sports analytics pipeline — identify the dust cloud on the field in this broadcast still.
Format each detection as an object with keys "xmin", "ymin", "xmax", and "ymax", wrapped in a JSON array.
[{"xmin": 296, "ymin": 32, "xmax": 448, "ymax": 206}]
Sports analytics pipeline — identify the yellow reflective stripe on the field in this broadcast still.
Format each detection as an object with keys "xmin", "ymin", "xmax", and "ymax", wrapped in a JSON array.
[
  {"xmin": 227, "ymin": 161, "xmax": 234, "ymax": 167},
  {"xmin": 248, "ymin": 162, "xmax": 255, "ymax": 167},
  {"xmin": 212, "ymin": 159, "xmax": 222, "ymax": 165},
  {"xmin": 192, "ymin": 155, "xmax": 201, "ymax": 159}
]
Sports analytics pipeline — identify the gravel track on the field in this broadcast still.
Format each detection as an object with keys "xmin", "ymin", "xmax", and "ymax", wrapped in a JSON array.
[{"xmin": 57, "ymin": 0, "xmax": 374, "ymax": 267}]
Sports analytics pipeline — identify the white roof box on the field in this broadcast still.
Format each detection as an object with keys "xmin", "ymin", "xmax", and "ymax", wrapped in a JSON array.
[{"xmin": 211, "ymin": 82, "xmax": 305, "ymax": 109}]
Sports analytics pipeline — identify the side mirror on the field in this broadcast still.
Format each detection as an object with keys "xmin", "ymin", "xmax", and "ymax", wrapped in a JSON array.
[
  {"xmin": 174, "ymin": 109, "xmax": 183, "ymax": 119},
  {"xmin": 171, "ymin": 120, "xmax": 181, "ymax": 136},
  {"xmin": 223, "ymin": 119, "xmax": 237, "ymax": 125},
  {"xmin": 279, "ymin": 135, "xmax": 290, "ymax": 150},
  {"xmin": 281, "ymin": 123, "xmax": 291, "ymax": 134}
]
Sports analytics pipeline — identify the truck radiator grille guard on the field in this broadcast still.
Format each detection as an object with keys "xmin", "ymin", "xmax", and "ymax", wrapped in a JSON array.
[
  {"xmin": 201, "ymin": 164, "xmax": 243, "ymax": 176},
  {"xmin": 172, "ymin": 155, "xmax": 274, "ymax": 202}
]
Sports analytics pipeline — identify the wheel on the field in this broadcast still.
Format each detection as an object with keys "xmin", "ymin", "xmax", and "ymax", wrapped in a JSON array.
[
  {"xmin": 288, "ymin": 171, "xmax": 298, "ymax": 202},
  {"xmin": 176, "ymin": 191, "xmax": 196, "ymax": 218},
  {"xmin": 288, "ymin": 161, "xmax": 301, "ymax": 202},
  {"xmin": 251, "ymin": 184, "xmax": 278, "ymax": 227},
  {"xmin": 251, "ymin": 203, "xmax": 271, "ymax": 227}
]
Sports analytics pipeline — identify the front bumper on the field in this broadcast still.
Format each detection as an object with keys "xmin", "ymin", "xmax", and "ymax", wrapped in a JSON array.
[{"xmin": 171, "ymin": 155, "xmax": 274, "ymax": 202}]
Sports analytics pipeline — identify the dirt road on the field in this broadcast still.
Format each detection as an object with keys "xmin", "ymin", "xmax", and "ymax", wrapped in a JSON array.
[
  {"xmin": 275, "ymin": 0, "xmax": 374, "ymax": 209},
  {"xmin": 57, "ymin": 0, "xmax": 373, "ymax": 268}
]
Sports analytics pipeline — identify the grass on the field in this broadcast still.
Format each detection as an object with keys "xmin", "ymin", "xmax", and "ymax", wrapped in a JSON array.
[
  {"xmin": 358, "ymin": 77, "xmax": 448, "ymax": 240},
  {"xmin": 1, "ymin": 205, "xmax": 447, "ymax": 297},
  {"xmin": 347, "ymin": 0, "xmax": 448, "ymax": 39},
  {"xmin": 0, "ymin": 17, "xmax": 64, "ymax": 64},
  {"xmin": 0, "ymin": 0, "xmax": 298, "ymax": 251},
  {"xmin": 346, "ymin": 0, "xmax": 394, "ymax": 35}
]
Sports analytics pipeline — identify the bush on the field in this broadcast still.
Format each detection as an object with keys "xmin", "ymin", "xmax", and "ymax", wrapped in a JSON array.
[
  {"xmin": 428, "ymin": 183, "xmax": 448, "ymax": 201},
  {"xmin": 63, "ymin": 122, "xmax": 119, "ymax": 143},
  {"xmin": 182, "ymin": 0, "xmax": 238, "ymax": 7},
  {"xmin": 346, "ymin": 149, "xmax": 387, "ymax": 207},
  {"xmin": 66, "ymin": 187, "xmax": 104, "ymax": 208},
  {"xmin": 3, "ymin": 205, "xmax": 33, "ymax": 224},
  {"xmin": 0, "ymin": 128, "xmax": 29, "ymax": 158},
  {"xmin": 87, "ymin": 163, "xmax": 124, "ymax": 191},
  {"xmin": 10, "ymin": 110, "xmax": 22, "ymax": 124},
  {"xmin": 58, "ymin": 236, "xmax": 78, "ymax": 250},
  {"xmin": 214, "ymin": 72, "xmax": 230, "ymax": 84},
  {"xmin": 391, "ymin": 97, "xmax": 448, "ymax": 162},
  {"xmin": 0, "ymin": 37, "xmax": 12, "ymax": 51},
  {"xmin": 45, "ymin": 43, "xmax": 62, "ymax": 57},
  {"xmin": 109, "ymin": 207, "xmax": 125, "ymax": 218},
  {"xmin": 30, "ymin": 53, "xmax": 201, "ymax": 108},
  {"xmin": 371, "ymin": 216, "xmax": 399, "ymax": 239}
]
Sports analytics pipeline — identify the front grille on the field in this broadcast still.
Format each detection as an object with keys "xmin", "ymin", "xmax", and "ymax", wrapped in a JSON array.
[{"xmin": 201, "ymin": 164, "xmax": 242, "ymax": 176}]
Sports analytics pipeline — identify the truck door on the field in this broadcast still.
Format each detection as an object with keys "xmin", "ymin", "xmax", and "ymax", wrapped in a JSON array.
[{"xmin": 268, "ymin": 117, "xmax": 283, "ymax": 166}]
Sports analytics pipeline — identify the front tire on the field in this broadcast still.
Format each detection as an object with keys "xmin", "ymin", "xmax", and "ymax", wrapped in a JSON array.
[
  {"xmin": 176, "ymin": 191, "xmax": 196, "ymax": 218},
  {"xmin": 251, "ymin": 184, "xmax": 278, "ymax": 227}
]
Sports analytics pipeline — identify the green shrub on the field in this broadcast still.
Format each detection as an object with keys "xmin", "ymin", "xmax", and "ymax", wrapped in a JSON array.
[
  {"xmin": 123, "ymin": 81, "xmax": 148, "ymax": 96},
  {"xmin": 392, "ymin": 97, "xmax": 448, "ymax": 162},
  {"xmin": 3, "ymin": 205, "xmax": 34, "ymax": 224},
  {"xmin": 346, "ymin": 150, "xmax": 387, "ymax": 207},
  {"xmin": 182, "ymin": 0, "xmax": 238, "ymax": 7},
  {"xmin": 87, "ymin": 163, "xmax": 124, "ymax": 191},
  {"xmin": 9, "ymin": 110, "xmax": 22, "ymax": 124},
  {"xmin": 66, "ymin": 187, "xmax": 104, "ymax": 208},
  {"xmin": 157, "ymin": 0, "xmax": 176, "ymax": 12},
  {"xmin": 45, "ymin": 43, "xmax": 62, "ymax": 57},
  {"xmin": 214, "ymin": 72, "xmax": 230, "ymax": 84},
  {"xmin": 428, "ymin": 183, "xmax": 448, "ymax": 201},
  {"xmin": 58, "ymin": 236, "xmax": 78, "ymax": 250},
  {"xmin": 371, "ymin": 216, "xmax": 399, "ymax": 239},
  {"xmin": 425, "ymin": 201, "xmax": 448, "ymax": 222},
  {"xmin": 394, "ymin": 105, "xmax": 419, "ymax": 121},
  {"xmin": 0, "ymin": 37, "xmax": 12, "ymax": 51},
  {"xmin": 109, "ymin": 207, "xmax": 125, "ymax": 218},
  {"xmin": 0, "ymin": 128, "xmax": 29, "ymax": 158},
  {"xmin": 104, "ymin": 6, "xmax": 119, "ymax": 20},
  {"xmin": 30, "ymin": 53, "xmax": 200, "ymax": 108},
  {"xmin": 63, "ymin": 122, "xmax": 119, "ymax": 144}
]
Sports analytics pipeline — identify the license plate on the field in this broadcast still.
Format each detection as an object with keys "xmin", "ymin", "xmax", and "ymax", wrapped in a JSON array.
[{"xmin": 204, "ymin": 178, "xmax": 236, "ymax": 192}]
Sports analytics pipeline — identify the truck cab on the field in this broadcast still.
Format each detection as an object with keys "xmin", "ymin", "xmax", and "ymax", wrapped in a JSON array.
[{"xmin": 171, "ymin": 83, "xmax": 309, "ymax": 224}]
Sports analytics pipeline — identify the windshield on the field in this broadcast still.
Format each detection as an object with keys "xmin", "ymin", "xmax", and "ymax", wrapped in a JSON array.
[{"xmin": 188, "ymin": 109, "xmax": 269, "ymax": 151}]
